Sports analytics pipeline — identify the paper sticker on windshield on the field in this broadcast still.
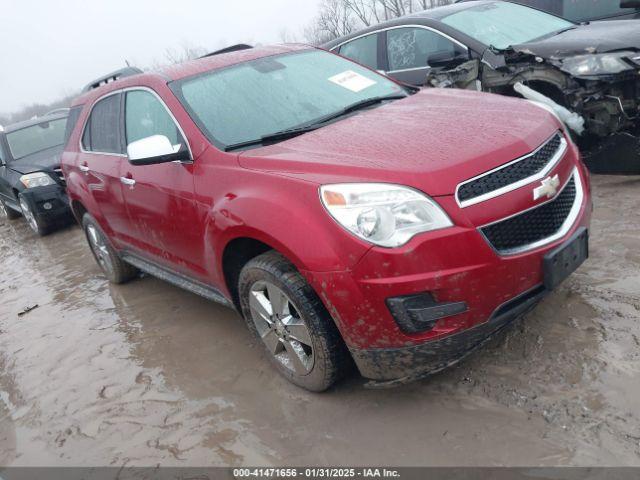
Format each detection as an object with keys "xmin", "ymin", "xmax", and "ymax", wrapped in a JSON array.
[{"xmin": 329, "ymin": 71, "xmax": 376, "ymax": 93}]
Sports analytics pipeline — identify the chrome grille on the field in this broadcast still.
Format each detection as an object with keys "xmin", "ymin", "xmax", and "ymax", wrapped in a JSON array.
[
  {"xmin": 480, "ymin": 171, "xmax": 583, "ymax": 255},
  {"xmin": 457, "ymin": 132, "xmax": 567, "ymax": 207}
]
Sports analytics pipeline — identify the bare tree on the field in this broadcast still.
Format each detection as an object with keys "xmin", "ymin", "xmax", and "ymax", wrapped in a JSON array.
[
  {"xmin": 1, "ymin": 41, "xmax": 209, "ymax": 125},
  {"xmin": 305, "ymin": 0, "xmax": 357, "ymax": 44},
  {"xmin": 0, "ymin": 92, "xmax": 77, "ymax": 126},
  {"xmin": 148, "ymin": 41, "xmax": 207, "ymax": 70},
  {"xmin": 305, "ymin": 0, "xmax": 454, "ymax": 44}
]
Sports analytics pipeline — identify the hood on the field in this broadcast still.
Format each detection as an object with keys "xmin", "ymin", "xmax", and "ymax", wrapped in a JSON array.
[
  {"xmin": 513, "ymin": 21, "xmax": 640, "ymax": 59},
  {"xmin": 238, "ymin": 89, "xmax": 560, "ymax": 196},
  {"xmin": 8, "ymin": 145, "xmax": 62, "ymax": 174}
]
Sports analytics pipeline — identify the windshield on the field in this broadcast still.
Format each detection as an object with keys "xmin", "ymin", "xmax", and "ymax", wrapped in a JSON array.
[
  {"xmin": 442, "ymin": 2, "xmax": 574, "ymax": 50},
  {"xmin": 6, "ymin": 118, "xmax": 68, "ymax": 160},
  {"xmin": 171, "ymin": 50, "xmax": 405, "ymax": 149}
]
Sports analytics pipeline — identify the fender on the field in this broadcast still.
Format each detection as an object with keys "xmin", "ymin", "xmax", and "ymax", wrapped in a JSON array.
[{"xmin": 201, "ymin": 177, "xmax": 372, "ymax": 289}]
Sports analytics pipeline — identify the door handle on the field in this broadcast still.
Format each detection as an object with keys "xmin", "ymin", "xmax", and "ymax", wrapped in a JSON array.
[
  {"xmin": 120, "ymin": 176, "xmax": 136, "ymax": 187},
  {"xmin": 79, "ymin": 164, "xmax": 90, "ymax": 173}
]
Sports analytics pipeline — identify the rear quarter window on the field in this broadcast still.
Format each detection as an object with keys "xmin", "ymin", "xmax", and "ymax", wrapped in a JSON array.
[
  {"xmin": 0, "ymin": 136, "xmax": 6, "ymax": 163},
  {"xmin": 63, "ymin": 106, "xmax": 83, "ymax": 150}
]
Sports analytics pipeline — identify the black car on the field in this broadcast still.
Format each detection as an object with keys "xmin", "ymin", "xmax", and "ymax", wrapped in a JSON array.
[
  {"xmin": 324, "ymin": 0, "xmax": 640, "ymax": 173},
  {"xmin": 512, "ymin": 0, "xmax": 640, "ymax": 22},
  {"xmin": 0, "ymin": 112, "xmax": 74, "ymax": 235}
]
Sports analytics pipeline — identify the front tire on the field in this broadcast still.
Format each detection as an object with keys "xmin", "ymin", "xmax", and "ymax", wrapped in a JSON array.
[
  {"xmin": 82, "ymin": 214, "xmax": 138, "ymax": 284},
  {"xmin": 19, "ymin": 193, "xmax": 50, "ymax": 236},
  {"xmin": 238, "ymin": 251, "xmax": 350, "ymax": 392},
  {"xmin": 0, "ymin": 198, "xmax": 21, "ymax": 220}
]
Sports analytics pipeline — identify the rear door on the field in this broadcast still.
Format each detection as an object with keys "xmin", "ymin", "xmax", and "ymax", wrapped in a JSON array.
[
  {"xmin": 78, "ymin": 92, "xmax": 132, "ymax": 244},
  {"xmin": 120, "ymin": 88, "xmax": 200, "ymax": 277}
]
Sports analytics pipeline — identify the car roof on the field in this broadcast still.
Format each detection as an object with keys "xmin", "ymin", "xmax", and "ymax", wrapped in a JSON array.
[
  {"xmin": 4, "ymin": 111, "xmax": 69, "ymax": 134},
  {"xmin": 71, "ymin": 43, "xmax": 312, "ymax": 108}
]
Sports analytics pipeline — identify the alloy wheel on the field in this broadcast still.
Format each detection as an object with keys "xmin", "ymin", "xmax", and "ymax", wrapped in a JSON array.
[
  {"xmin": 19, "ymin": 196, "xmax": 39, "ymax": 233},
  {"xmin": 0, "ymin": 201, "xmax": 7, "ymax": 219},
  {"xmin": 248, "ymin": 280, "xmax": 315, "ymax": 375},
  {"xmin": 86, "ymin": 224, "xmax": 114, "ymax": 275}
]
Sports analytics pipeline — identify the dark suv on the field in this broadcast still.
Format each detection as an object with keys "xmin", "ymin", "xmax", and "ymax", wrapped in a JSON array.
[
  {"xmin": 62, "ymin": 45, "xmax": 591, "ymax": 391},
  {"xmin": 0, "ymin": 112, "xmax": 74, "ymax": 235}
]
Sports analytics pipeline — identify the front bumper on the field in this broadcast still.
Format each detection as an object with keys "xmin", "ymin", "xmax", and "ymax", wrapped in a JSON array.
[
  {"xmin": 353, "ymin": 284, "xmax": 548, "ymax": 387},
  {"xmin": 303, "ymin": 161, "xmax": 592, "ymax": 384},
  {"xmin": 20, "ymin": 184, "xmax": 72, "ymax": 222}
]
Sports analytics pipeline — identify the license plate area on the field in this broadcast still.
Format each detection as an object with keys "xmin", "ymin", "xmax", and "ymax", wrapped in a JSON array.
[{"xmin": 543, "ymin": 227, "xmax": 589, "ymax": 290}]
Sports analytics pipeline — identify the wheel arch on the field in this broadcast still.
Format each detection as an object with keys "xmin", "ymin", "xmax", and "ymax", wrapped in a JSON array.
[
  {"xmin": 70, "ymin": 198, "xmax": 88, "ymax": 224},
  {"xmin": 220, "ymin": 229, "xmax": 311, "ymax": 311}
]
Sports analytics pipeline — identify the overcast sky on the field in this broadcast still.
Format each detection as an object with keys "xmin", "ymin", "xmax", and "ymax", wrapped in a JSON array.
[{"xmin": 0, "ymin": 0, "xmax": 320, "ymax": 115}]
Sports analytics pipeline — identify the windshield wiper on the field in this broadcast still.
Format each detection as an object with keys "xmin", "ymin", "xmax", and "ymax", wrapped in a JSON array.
[
  {"xmin": 316, "ymin": 93, "xmax": 408, "ymax": 125},
  {"xmin": 224, "ymin": 93, "xmax": 408, "ymax": 152},
  {"xmin": 224, "ymin": 125, "xmax": 323, "ymax": 152}
]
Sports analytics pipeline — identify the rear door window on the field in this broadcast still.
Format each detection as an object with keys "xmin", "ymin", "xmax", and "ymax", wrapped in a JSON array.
[
  {"xmin": 338, "ymin": 33, "xmax": 380, "ymax": 70},
  {"xmin": 82, "ymin": 94, "xmax": 123, "ymax": 154}
]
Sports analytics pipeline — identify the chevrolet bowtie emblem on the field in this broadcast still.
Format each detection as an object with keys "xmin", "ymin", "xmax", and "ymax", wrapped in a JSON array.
[{"xmin": 533, "ymin": 174, "xmax": 560, "ymax": 201}]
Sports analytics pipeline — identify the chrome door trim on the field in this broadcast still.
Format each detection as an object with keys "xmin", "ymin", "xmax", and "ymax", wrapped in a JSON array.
[{"xmin": 330, "ymin": 24, "xmax": 469, "ymax": 60}]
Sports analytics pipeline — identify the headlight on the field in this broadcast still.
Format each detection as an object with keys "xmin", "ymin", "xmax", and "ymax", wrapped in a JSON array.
[
  {"xmin": 320, "ymin": 183, "xmax": 453, "ymax": 248},
  {"xmin": 20, "ymin": 172, "xmax": 56, "ymax": 188},
  {"xmin": 561, "ymin": 52, "xmax": 635, "ymax": 76}
]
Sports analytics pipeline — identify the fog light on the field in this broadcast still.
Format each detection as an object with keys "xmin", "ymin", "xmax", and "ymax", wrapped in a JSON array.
[
  {"xmin": 387, "ymin": 293, "xmax": 468, "ymax": 334},
  {"xmin": 42, "ymin": 202, "xmax": 52, "ymax": 210}
]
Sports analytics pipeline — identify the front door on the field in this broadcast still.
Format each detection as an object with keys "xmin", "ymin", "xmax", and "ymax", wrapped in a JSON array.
[{"xmin": 120, "ymin": 89, "xmax": 201, "ymax": 278}]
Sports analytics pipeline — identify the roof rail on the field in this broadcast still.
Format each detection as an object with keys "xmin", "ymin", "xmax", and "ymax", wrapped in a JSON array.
[
  {"xmin": 201, "ymin": 44, "xmax": 253, "ymax": 58},
  {"xmin": 82, "ymin": 67, "xmax": 143, "ymax": 93}
]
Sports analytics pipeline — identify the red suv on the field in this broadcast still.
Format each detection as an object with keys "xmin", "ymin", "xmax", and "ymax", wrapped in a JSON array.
[{"xmin": 62, "ymin": 45, "xmax": 592, "ymax": 391}]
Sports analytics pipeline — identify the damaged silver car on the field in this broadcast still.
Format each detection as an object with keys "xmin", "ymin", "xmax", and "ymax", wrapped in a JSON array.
[{"xmin": 324, "ymin": 0, "xmax": 640, "ymax": 173}]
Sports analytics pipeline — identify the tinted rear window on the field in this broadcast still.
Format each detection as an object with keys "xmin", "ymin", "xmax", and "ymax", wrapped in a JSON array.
[
  {"xmin": 64, "ymin": 106, "xmax": 83, "ymax": 149},
  {"xmin": 0, "ymin": 136, "xmax": 6, "ymax": 163},
  {"xmin": 82, "ymin": 94, "xmax": 122, "ymax": 154}
]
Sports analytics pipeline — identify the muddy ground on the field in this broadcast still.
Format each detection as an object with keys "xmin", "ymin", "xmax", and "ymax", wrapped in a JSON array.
[{"xmin": 0, "ymin": 175, "xmax": 639, "ymax": 467}]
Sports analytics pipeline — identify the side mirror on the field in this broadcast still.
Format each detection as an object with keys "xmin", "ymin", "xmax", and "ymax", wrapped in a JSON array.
[
  {"xmin": 621, "ymin": 0, "xmax": 640, "ymax": 7},
  {"xmin": 127, "ymin": 135, "xmax": 190, "ymax": 166},
  {"xmin": 428, "ymin": 50, "xmax": 469, "ymax": 69}
]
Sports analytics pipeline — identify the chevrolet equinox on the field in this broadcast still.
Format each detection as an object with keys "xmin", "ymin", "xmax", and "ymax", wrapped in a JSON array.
[{"xmin": 62, "ymin": 45, "xmax": 592, "ymax": 391}]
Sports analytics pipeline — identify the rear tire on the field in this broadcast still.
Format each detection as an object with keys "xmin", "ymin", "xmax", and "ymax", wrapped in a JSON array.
[
  {"xmin": 0, "ymin": 198, "xmax": 21, "ymax": 220},
  {"xmin": 82, "ymin": 213, "xmax": 138, "ymax": 284},
  {"xmin": 19, "ymin": 193, "xmax": 51, "ymax": 236},
  {"xmin": 238, "ymin": 251, "xmax": 351, "ymax": 392}
]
